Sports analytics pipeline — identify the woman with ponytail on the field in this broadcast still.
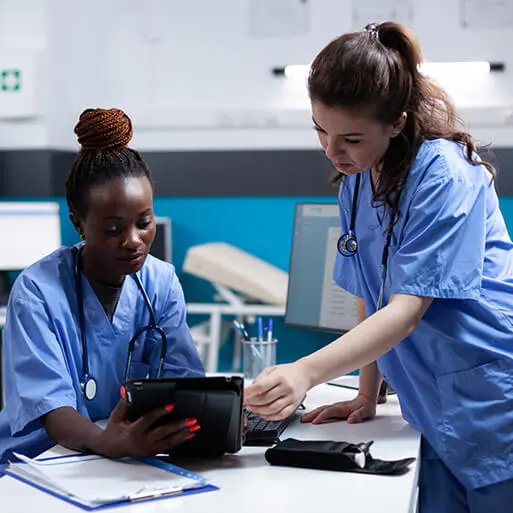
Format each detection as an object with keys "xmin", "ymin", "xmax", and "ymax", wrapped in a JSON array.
[
  {"xmin": 0, "ymin": 108, "xmax": 204, "ymax": 463},
  {"xmin": 246, "ymin": 23, "xmax": 513, "ymax": 511}
]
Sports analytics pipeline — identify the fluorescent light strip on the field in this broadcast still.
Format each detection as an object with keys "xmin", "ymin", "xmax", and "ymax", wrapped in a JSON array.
[
  {"xmin": 283, "ymin": 64, "xmax": 310, "ymax": 80},
  {"xmin": 273, "ymin": 61, "xmax": 503, "ymax": 80}
]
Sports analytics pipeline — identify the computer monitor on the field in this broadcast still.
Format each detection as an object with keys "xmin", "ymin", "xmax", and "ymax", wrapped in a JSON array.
[
  {"xmin": 0, "ymin": 201, "xmax": 62, "ymax": 305},
  {"xmin": 150, "ymin": 216, "xmax": 172, "ymax": 263},
  {"xmin": 285, "ymin": 203, "xmax": 358, "ymax": 333},
  {"xmin": 0, "ymin": 202, "xmax": 61, "ymax": 270}
]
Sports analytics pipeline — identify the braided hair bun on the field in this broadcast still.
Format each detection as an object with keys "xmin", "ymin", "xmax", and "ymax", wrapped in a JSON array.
[
  {"xmin": 74, "ymin": 108, "xmax": 133, "ymax": 151},
  {"xmin": 66, "ymin": 107, "xmax": 151, "ymax": 219}
]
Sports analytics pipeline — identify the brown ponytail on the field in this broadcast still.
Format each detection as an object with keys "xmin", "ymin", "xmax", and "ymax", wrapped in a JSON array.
[{"xmin": 308, "ymin": 22, "xmax": 495, "ymax": 228}]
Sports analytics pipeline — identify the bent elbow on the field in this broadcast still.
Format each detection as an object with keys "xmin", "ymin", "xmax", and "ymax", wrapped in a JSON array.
[{"xmin": 404, "ymin": 319, "xmax": 419, "ymax": 339}]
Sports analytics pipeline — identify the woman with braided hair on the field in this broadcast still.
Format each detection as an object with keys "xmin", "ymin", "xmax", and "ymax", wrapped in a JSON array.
[{"xmin": 0, "ymin": 108, "xmax": 204, "ymax": 463}]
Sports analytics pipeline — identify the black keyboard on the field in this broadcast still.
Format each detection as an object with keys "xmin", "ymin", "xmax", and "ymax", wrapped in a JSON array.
[{"xmin": 243, "ymin": 410, "xmax": 295, "ymax": 446}]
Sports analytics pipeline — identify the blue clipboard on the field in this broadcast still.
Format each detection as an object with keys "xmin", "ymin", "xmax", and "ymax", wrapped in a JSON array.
[{"xmin": 1, "ymin": 453, "xmax": 218, "ymax": 510}]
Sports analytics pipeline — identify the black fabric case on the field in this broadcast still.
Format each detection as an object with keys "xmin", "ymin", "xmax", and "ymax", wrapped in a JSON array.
[{"xmin": 265, "ymin": 438, "xmax": 415, "ymax": 476}]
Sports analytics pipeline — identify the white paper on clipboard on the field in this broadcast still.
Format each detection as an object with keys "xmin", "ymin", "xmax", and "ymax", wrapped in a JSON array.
[{"xmin": 6, "ymin": 452, "xmax": 209, "ymax": 508}]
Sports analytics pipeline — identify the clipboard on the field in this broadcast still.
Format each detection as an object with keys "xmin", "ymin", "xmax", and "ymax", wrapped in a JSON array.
[{"xmin": 1, "ymin": 452, "xmax": 217, "ymax": 510}]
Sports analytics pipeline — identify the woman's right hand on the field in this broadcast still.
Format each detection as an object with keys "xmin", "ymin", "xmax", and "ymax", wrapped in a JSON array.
[
  {"xmin": 97, "ymin": 398, "xmax": 199, "ymax": 459},
  {"xmin": 300, "ymin": 394, "xmax": 376, "ymax": 425}
]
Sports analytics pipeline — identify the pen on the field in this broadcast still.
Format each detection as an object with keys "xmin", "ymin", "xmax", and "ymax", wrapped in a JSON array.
[
  {"xmin": 257, "ymin": 316, "xmax": 263, "ymax": 341},
  {"xmin": 232, "ymin": 320, "xmax": 250, "ymax": 341},
  {"xmin": 234, "ymin": 319, "xmax": 263, "ymax": 360},
  {"xmin": 129, "ymin": 487, "xmax": 182, "ymax": 502},
  {"xmin": 267, "ymin": 318, "xmax": 273, "ymax": 342},
  {"xmin": 129, "ymin": 481, "xmax": 207, "ymax": 502}
]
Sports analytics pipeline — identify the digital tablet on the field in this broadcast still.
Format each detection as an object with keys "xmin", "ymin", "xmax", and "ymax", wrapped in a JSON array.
[{"xmin": 123, "ymin": 376, "xmax": 244, "ymax": 456}]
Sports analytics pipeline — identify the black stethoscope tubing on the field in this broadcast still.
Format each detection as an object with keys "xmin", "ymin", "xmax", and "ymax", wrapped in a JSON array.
[
  {"xmin": 337, "ymin": 173, "xmax": 398, "ymax": 310},
  {"xmin": 73, "ymin": 245, "xmax": 167, "ymax": 400}
]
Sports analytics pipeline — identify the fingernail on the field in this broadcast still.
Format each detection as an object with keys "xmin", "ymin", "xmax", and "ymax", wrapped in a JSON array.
[
  {"xmin": 120, "ymin": 386, "xmax": 125, "ymax": 399},
  {"xmin": 165, "ymin": 403, "xmax": 175, "ymax": 412},
  {"xmin": 189, "ymin": 424, "xmax": 201, "ymax": 433},
  {"xmin": 185, "ymin": 433, "xmax": 196, "ymax": 440},
  {"xmin": 185, "ymin": 418, "xmax": 197, "ymax": 427}
]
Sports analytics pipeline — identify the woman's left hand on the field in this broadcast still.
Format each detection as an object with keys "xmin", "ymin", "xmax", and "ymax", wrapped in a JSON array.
[{"xmin": 244, "ymin": 362, "xmax": 311, "ymax": 420}]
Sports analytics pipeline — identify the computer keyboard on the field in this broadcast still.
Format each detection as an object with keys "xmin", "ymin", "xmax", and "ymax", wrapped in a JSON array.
[{"xmin": 243, "ymin": 409, "xmax": 295, "ymax": 446}]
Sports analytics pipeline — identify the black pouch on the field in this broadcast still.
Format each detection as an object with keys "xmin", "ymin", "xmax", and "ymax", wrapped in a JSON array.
[{"xmin": 265, "ymin": 438, "xmax": 415, "ymax": 476}]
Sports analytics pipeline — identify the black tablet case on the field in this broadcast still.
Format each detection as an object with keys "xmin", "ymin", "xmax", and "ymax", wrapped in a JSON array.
[{"xmin": 123, "ymin": 376, "xmax": 244, "ymax": 457}]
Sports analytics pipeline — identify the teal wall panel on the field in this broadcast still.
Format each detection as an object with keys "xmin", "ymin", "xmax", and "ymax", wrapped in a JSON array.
[
  {"xmin": 26, "ymin": 196, "xmax": 337, "ymax": 371},
  {"xmin": 14, "ymin": 195, "xmax": 513, "ymax": 372}
]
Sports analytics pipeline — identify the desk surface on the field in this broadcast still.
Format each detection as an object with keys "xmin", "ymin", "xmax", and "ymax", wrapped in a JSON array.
[{"xmin": 0, "ymin": 384, "xmax": 420, "ymax": 513}]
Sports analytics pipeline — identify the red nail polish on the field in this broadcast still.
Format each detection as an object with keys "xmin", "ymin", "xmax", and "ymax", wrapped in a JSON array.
[
  {"xmin": 185, "ymin": 433, "xmax": 195, "ymax": 440},
  {"xmin": 185, "ymin": 418, "xmax": 197, "ymax": 427},
  {"xmin": 165, "ymin": 403, "xmax": 175, "ymax": 412},
  {"xmin": 189, "ymin": 424, "xmax": 201, "ymax": 433},
  {"xmin": 120, "ymin": 386, "xmax": 125, "ymax": 399}
]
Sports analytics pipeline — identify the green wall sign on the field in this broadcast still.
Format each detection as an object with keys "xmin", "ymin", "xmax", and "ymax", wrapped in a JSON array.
[{"xmin": 1, "ymin": 69, "xmax": 21, "ymax": 91}]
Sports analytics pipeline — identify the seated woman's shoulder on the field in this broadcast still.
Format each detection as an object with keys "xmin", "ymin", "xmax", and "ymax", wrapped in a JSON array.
[
  {"xmin": 141, "ymin": 253, "xmax": 176, "ymax": 278},
  {"xmin": 10, "ymin": 245, "xmax": 72, "ymax": 301}
]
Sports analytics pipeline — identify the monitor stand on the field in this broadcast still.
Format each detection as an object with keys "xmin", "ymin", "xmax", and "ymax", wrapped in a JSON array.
[{"xmin": 0, "ymin": 271, "xmax": 11, "ymax": 306}]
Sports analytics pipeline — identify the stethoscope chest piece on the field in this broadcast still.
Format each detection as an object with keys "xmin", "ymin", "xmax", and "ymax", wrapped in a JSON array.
[
  {"xmin": 83, "ymin": 376, "xmax": 97, "ymax": 401},
  {"xmin": 337, "ymin": 232, "xmax": 358, "ymax": 257},
  {"xmin": 337, "ymin": 173, "xmax": 361, "ymax": 258},
  {"xmin": 72, "ymin": 244, "xmax": 167, "ymax": 400}
]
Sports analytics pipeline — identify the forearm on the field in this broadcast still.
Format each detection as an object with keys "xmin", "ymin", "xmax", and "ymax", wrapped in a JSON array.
[
  {"xmin": 358, "ymin": 362, "xmax": 382, "ymax": 402},
  {"xmin": 41, "ymin": 407, "xmax": 106, "ymax": 455},
  {"xmin": 300, "ymin": 294, "xmax": 431, "ymax": 388},
  {"xmin": 355, "ymin": 298, "xmax": 382, "ymax": 402}
]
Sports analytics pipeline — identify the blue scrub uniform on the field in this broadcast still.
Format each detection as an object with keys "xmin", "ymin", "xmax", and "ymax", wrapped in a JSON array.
[
  {"xmin": 0, "ymin": 247, "xmax": 204, "ymax": 463},
  {"xmin": 334, "ymin": 140, "xmax": 513, "ymax": 505}
]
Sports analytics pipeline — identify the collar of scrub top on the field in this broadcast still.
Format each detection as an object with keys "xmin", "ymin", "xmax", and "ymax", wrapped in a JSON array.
[
  {"xmin": 72, "ymin": 244, "xmax": 167, "ymax": 400},
  {"xmin": 337, "ymin": 172, "xmax": 400, "ymax": 311}
]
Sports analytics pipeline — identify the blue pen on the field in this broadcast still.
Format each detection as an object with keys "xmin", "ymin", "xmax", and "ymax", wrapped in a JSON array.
[
  {"xmin": 267, "ymin": 318, "xmax": 273, "ymax": 342},
  {"xmin": 257, "ymin": 316, "xmax": 264, "ymax": 341}
]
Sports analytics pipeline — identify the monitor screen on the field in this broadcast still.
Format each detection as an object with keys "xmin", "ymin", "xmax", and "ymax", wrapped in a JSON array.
[
  {"xmin": 150, "ymin": 217, "xmax": 172, "ymax": 264},
  {"xmin": 285, "ymin": 203, "xmax": 358, "ymax": 333},
  {"xmin": 0, "ymin": 202, "xmax": 61, "ymax": 270}
]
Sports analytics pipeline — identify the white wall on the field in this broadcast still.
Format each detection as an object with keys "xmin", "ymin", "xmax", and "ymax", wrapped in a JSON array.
[
  {"xmin": 2, "ymin": 0, "xmax": 513, "ymax": 150},
  {"xmin": 0, "ymin": 0, "xmax": 47, "ymax": 149}
]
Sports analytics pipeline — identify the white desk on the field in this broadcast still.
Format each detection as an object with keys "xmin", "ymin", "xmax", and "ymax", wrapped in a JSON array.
[{"xmin": 0, "ymin": 384, "xmax": 420, "ymax": 513}]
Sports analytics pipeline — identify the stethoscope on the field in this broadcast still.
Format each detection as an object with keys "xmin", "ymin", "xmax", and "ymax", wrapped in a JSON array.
[
  {"xmin": 337, "ymin": 173, "xmax": 398, "ymax": 310},
  {"xmin": 72, "ymin": 245, "xmax": 167, "ymax": 400}
]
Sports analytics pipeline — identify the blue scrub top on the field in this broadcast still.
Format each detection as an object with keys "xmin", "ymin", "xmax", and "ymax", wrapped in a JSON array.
[
  {"xmin": 0, "ymin": 246, "xmax": 205, "ymax": 463},
  {"xmin": 334, "ymin": 139, "xmax": 513, "ymax": 490}
]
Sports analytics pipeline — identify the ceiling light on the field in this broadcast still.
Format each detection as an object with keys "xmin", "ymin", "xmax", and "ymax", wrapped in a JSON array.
[{"xmin": 271, "ymin": 61, "xmax": 504, "ymax": 80}]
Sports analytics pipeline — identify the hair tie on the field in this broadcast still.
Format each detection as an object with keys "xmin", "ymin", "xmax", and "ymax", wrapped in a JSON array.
[{"xmin": 364, "ymin": 23, "xmax": 380, "ymax": 40}]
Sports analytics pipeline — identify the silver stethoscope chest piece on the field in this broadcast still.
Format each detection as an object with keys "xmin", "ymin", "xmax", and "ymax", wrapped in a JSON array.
[
  {"xmin": 83, "ymin": 376, "xmax": 98, "ymax": 401},
  {"xmin": 337, "ymin": 173, "xmax": 400, "ymax": 311}
]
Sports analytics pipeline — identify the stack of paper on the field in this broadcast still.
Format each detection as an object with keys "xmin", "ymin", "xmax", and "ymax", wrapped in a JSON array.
[{"xmin": 4, "ymin": 452, "xmax": 215, "ymax": 509}]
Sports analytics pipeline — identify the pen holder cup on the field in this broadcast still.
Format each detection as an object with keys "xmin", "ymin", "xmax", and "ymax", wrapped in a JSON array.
[{"xmin": 242, "ymin": 338, "xmax": 277, "ymax": 380}]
